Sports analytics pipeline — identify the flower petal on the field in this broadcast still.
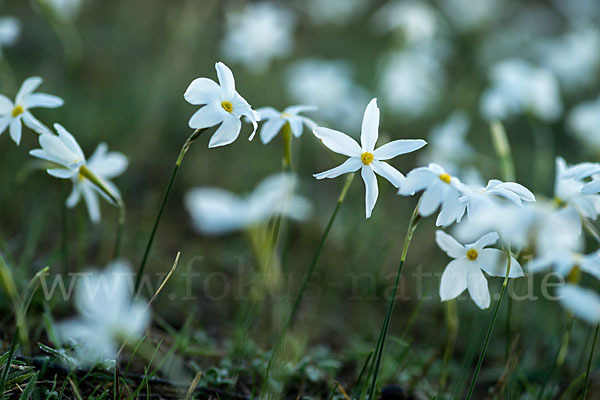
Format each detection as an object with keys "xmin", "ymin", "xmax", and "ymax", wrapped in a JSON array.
[
  {"xmin": 313, "ymin": 157, "xmax": 362, "ymax": 179},
  {"xmin": 361, "ymin": 98, "xmax": 379, "ymax": 152},
  {"xmin": 256, "ymin": 107, "xmax": 281, "ymax": 120},
  {"xmin": 284, "ymin": 104, "xmax": 318, "ymax": 115},
  {"xmin": 370, "ymin": 160, "xmax": 405, "ymax": 188},
  {"xmin": 184, "ymin": 78, "xmax": 222, "ymax": 105},
  {"xmin": 374, "ymin": 139, "xmax": 427, "ymax": 160},
  {"xmin": 361, "ymin": 165, "xmax": 379, "ymax": 219},
  {"xmin": 558, "ymin": 284, "xmax": 600, "ymax": 325},
  {"xmin": 9, "ymin": 118, "xmax": 21, "ymax": 145},
  {"xmin": 88, "ymin": 143, "xmax": 128, "ymax": 178},
  {"xmin": 23, "ymin": 93, "xmax": 63, "ymax": 109},
  {"xmin": 16, "ymin": 77, "xmax": 42, "ymax": 104},
  {"xmin": 471, "ymin": 232, "xmax": 499, "ymax": 250},
  {"xmin": 0, "ymin": 94, "xmax": 13, "ymax": 114},
  {"xmin": 53, "ymin": 123, "xmax": 85, "ymax": 161},
  {"xmin": 208, "ymin": 114, "xmax": 241, "ymax": 148},
  {"xmin": 21, "ymin": 111, "xmax": 51, "ymax": 135},
  {"xmin": 313, "ymin": 127, "xmax": 362, "ymax": 157},
  {"xmin": 185, "ymin": 187, "xmax": 246, "ymax": 235},
  {"xmin": 0, "ymin": 116, "xmax": 11, "ymax": 135},
  {"xmin": 288, "ymin": 117, "xmax": 303, "ymax": 138},
  {"xmin": 477, "ymin": 248, "xmax": 523, "ymax": 278},
  {"xmin": 215, "ymin": 62, "xmax": 235, "ymax": 98},
  {"xmin": 66, "ymin": 185, "xmax": 81, "ymax": 208},
  {"xmin": 259, "ymin": 117, "xmax": 286, "ymax": 144},
  {"xmin": 399, "ymin": 167, "xmax": 435, "ymax": 195},
  {"xmin": 436, "ymin": 188, "xmax": 461, "ymax": 227},
  {"xmin": 435, "ymin": 230, "xmax": 465, "ymax": 258},
  {"xmin": 188, "ymin": 102, "xmax": 226, "ymax": 129},
  {"xmin": 419, "ymin": 180, "xmax": 443, "ymax": 216},
  {"xmin": 440, "ymin": 258, "xmax": 468, "ymax": 301},
  {"xmin": 82, "ymin": 183, "xmax": 101, "ymax": 223},
  {"xmin": 467, "ymin": 264, "xmax": 490, "ymax": 309}
]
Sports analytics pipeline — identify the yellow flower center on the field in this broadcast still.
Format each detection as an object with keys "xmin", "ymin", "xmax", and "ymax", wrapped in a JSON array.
[
  {"xmin": 281, "ymin": 112, "xmax": 292, "ymax": 118},
  {"xmin": 11, "ymin": 105, "xmax": 24, "ymax": 117},
  {"xmin": 221, "ymin": 101, "xmax": 233, "ymax": 113},
  {"xmin": 361, "ymin": 152, "xmax": 374, "ymax": 165},
  {"xmin": 554, "ymin": 197, "xmax": 567, "ymax": 208},
  {"xmin": 466, "ymin": 248, "xmax": 478, "ymax": 261},
  {"xmin": 439, "ymin": 173, "xmax": 451, "ymax": 184}
]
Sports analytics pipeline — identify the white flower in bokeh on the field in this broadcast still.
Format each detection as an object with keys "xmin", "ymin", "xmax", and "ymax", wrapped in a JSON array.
[
  {"xmin": 529, "ymin": 249, "xmax": 600, "ymax": 280},
  {"xmin": 436, "ymin": 230, "xmax": 523, "ymax": 309},
  {"xmin": 314, "ymin": 99, "xmax": 426, "ymax": 219},
  {"xmin": 184, "ymin": 62, "xmax": 259, "ymax": 148},
  {"xmin": 0, "ymin": 77, "xmax": 63, "ymax": 145},
  {"xmin": 221, "ymin": 3, "xmax": 295, "ymax": 73},
  {"xmin": 558, "ymin": 284, "xmax": 600, "ymax": 325},
  {"xmin": 480, "ymin": 58, "xmax": 562, "ymax": 122},
  {"xmin": 554, "ymin": 157, "xmax": 600, "ymax": 221},
  {"xmin": 57, "ymin": 261, "xmax": 150, "ymax": 367},
  {"xmin": 568, "ymin": 96, "xmax": 600, "ymax": 151},
  {"xmin": 371, "ymin": 1, "xmax": 438, "ymax": 43},
  {"xmin": 256, "ymin": 105, "xmax": 317, "ymax": 144},
  {"xmin": 304, "ymin": 0, "xmax": 370, "ymax": 26},
  {"xmin": 439, "ymin": 0, "xmax": 500, "ymax": 32},
  {"xmin": 0, "ymin": 16, "xmax": 20, "ymax": 57},
  {"xmin": 399, "ymin": 163, "xmax": 464, "ymax": 227},
  {"xmin": 186, "ymin": 173, "xmax": 311, "ymax": 235}
]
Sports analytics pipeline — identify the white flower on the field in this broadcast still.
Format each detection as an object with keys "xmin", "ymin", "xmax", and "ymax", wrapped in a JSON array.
[
  {"xmin": 186, "ymin": 173, "xmax": 311, "ymax": 235},
  {"xmin": 256, "ymin": 105, "xmax": 317, "ymax": 144},
  {"xmin": 399, "ymin": 163, "xmax": 463, "ymax": 227},
  {"xmin": 529, "ymin": 250, "xmax": 600, "ymax": 280},
  {"xmin": 0, "ymin": 77, "xmax": 63, "ymax": 145},
  {"xmin": 371, "ymin": 1, "xmax": 438, "ymax": 43},
  {"xmin": 554, "ymin": 157, "xmax": 600, "ymax": 220},
  {"xmin": 436, "ymin": 231, "xmax": 523, "ymax": 309},
  {"xmin": 313, "ymin": 98, "xmax": 426, "ymax": 219},
  {"xmin": 558, "ymin": 284, "xmax": 600, "ymax": 325},
  {"xmin": 57, "ymin": 261, "xmax": 150, "ymax": 366},
  {"xmin": 568, "ymin": 96, "xmax": 600, "ymax": 151},
  {"xmin": 184, "ymin": 62, "xmax": 259, "ymax": 148},
  {"xmin": 0, "ymin": 16, "xmax": 20, "ymax": 56},
  {"xmin": 29, "ymin": 124, "xmax": 125, "ymax": 223}
]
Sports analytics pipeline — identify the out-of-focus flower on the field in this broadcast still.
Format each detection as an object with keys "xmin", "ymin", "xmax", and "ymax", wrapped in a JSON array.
[
  {"xmin": 0, "ymin": 77, "xmax": 63, "ymax": 145},
  {"xmin": 399, "ymin": 163, "xmax": 464, "ymax": 227},
  {"xmin": 57, "ymin": 261, "xmax": 150, "ymax": 367},
  {"xmin": 313, "ymin": 99, "xmax": 426, "ymax": 219},
  {"xmin": 185, "ymin": 62, "xmax": 259, "ymax": 148},
  {"xmin": 529, "ymin": 250, "xmax": 600, "ymax": 280},
  {"xmin": 554, "ymin": 157, "xmax": 600, "ymax": 221},
  {"xmin": 0, "ymin": 16, "xmax": 20, "ymax": 57},
  {"xmin": 419, "ymin": 111, "xmax": 473, "ymax": 174},
  {"xmin": 439, "ymin": 0, "xmax": 500, "ymax": 32},
  {"xmin": 186, "ymin": 173, "xmax": 311, "ymax": 235},
  {"xmin": 285, "ymin": 59, "xmax": 369, "ymax": 131},
  {"xmin": 29, "ymin": 124, "xmax": 124, "ymax": 222},
  {"xmin": 256, "ymin": 105, "xmax": 317, "ymax": 144},
  {"xmin": 558, "ymin": 284, "xmax": 600, "ymax": 325},
  {"xmin": 221, "ymin": 3, "xmax": 295, "ymax": 73},
  {"xmin": 436, "ymin": 230, "xmax": 523, "ymax": 309},
  {"xmin": 480, "ymin": 58, "xmax": 562, "ymax": 122},
  {"xmin": 371, "ymin": 1, "xmax": 438, "ymax": 43},
  {"xmin": 303, "ymin": 0, "xmax": 370, "ymax": 26},
  {"xmin": 568, "ymin": 96, "xmax": 600, "ymax": 151}
]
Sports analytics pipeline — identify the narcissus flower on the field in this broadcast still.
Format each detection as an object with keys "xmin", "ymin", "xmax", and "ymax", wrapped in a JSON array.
[
  {"xmin": 0, "ymin": 77, "xmax": 63, "ymax": 145},
  {"xmin": 558, "ymin": 284, "xmax": 600, "ymax": 325},
  {"xmin": 256, "ymin": 105, "xmax": 317, "ymax": 144},
  {"xmin": 313, "ymin": 98, "xmax": 426, "ymax": 218},
  {"xmin": 554, "ymin": 157, "xmax": 600, "ymax": 220},
  {"xmin": 436, "ymin": 230, "xmax": 523, "ymax": 309},
  {"xmin": 528, "ymin": 249, "xmax": 600, "ymax": 280},
  {"xmin": 184, "ymin": 62, "xmax": 259, "ymax": 148}
]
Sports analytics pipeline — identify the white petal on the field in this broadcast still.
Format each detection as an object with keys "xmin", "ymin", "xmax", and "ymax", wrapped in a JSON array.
[
  {"xmin": 208, "ymin": 114, "xmax": 241, "ymax": 148},
  {"xmin": 288, "ymin": 117, "xmax": 303, "ymax": 138},
  {"xmin": 558, "ymin": 284, "xmax": 600, "ymax": 325},
  {"xmin": 476, "ymin": 248, "xmax": 523, "ymax": 278},
  {"xmin": 582, "ymin": 180, "xmax": 600, "ymax": 195},
  {"xmin": 256, "ymin": 107, "xmax": 281, "ymax": 120},
  {"xmin": 88, "ymin": 144, "xmax": 128, "ymax": 178},
  {"xmin": 313, "ymin": 127, "xmax": 362, "ymax": 157},
  {"xmin": 23, "ymin": 93, "xmax": 63, "ymax": 109},
  {"xmin": 435, "ymin": 230, "xmax": 466, "ymax": 258},
  {"xmin": 361, "ymin": 98, "xmax": 379, "ymax": 152},
  {"xmin": 472, "ymin": 232, "xmax": 499, "ymax": 250},
  {"xmin": 47, "ymin": 168, "xmax": 76, "ymax": 179},
  {"xmin": 215, "ymin": 62, "xmax": 235, "ymax": 98},
  {"xmin": 185, "ymin": 187, "xmax": 246, "ymax": 235},
  {"xmin": 0, "ymin": 94, "xmax": 13, "ymax": 113},
  {"xmin": 188, "ymin": 102, "xmax": 226, "ymax": 129},
  {"xmin": 53, "ymin": 123, "xmax": 85, "ymax": 160},
  {"xmin": 373, "ymin": 139, "xmax": 427, "ymax": 160},
  {"xmin": 259, "ymin": 117, "xmax": 285, "ymax": 144},
  {"xmin": 184, "ymin": 78, "xmax": 221, "ymax": 105},
  {"xmin": 9, "ymin": 118, "xmax": 21, "ymax": 145},
  {"xmin": 579, "ymin": 252, "xmax": 600, "ymax": 280},
  {"xmin": 370, "ymin": 160, "xmax": 405, "ymax": 188},
  {"xmin": 419, "ymin": 181, "xmax": 444, "ymax": 217},
  {"xmin": 0, "ymin": 116, "xmax": 11, "ymax": 135},
  {"xmin": 467, "ymin": 264, "xmax": 490, "ymax": 309},
  {"xmin": 284, "ymin": 105, "xmax": 318, "ymax": 115},
  {"xmin": 440, "ymin": 258, "xmax": 469, "ymax": 301},
  {"xmin": 66, "ymin": 185, "xmax": 81, "ymax": 208},
  {"xmin": 82, "ymin": 183, "xmax": 101, "ymax": 223},
  {"xmin": 436, "ymin": 188, "xmax": 461, "ymax": 227},
  {"xmin": 313, "ymin": 158, "xmax": 362, "ymax": 179},
  {"xmin": 21, "ymin": 111, "xmax": 51, "ymax": 135},
  {"xmin": 399, "ymin": 167, "xmax": 435, "ymax": 195},
  {"xmin": 16, "ymin": 77, "xmax": 42, "ymax": 103},
  {"xmin": 361, "ymin": 165, "xmax": 379, "ymax": 219}
]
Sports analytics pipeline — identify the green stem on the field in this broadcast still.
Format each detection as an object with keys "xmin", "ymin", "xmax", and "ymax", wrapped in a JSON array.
[
  {"xmin": 0, "ymin": 330, "xmax": 18, "ymax": 396},
  {"xmin": 465, "ymin": 250, "xmax": 513, "ymax": 400},
  {"xmin": 134, "ymin": 128, "xmax": 205, "ymax": 294},
  {"xmin": 113, "ymin": 203, "xmax": 126, "ymax": 259},
  {"xmin": 60, "ymin": 181, "xmax": 68, "ymax": 274},
  {"xmin": 282, "ymin": 123, "xmax": 292, "ymax": 170},
  {"xmin": 367, "ymin": 203, "xmax": 420, "ymax": 399},
  {"xmin": 583, "ymin": 324, "xmax": 599, "ymax": 399}
]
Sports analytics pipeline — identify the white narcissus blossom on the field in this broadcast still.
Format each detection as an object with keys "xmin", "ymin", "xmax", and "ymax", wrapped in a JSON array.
[
  {"xmin": 184, "ymin": 62, "xmax": 259, "ymax": 148},
  {"xmin": 313, "ymin": 98, "xmax": 427, "ymax": 219},
  {"xmin": 554, "ymin": 157, "xmax": 600, "ymax": 221},
  {"xmin": 256, "ymin": 105, "xmax": 317, "ymax": 144},
  {"xmin": 529, "ymin": 250, "xmax": 600, "ymax": 280},
  {"xmin": 186, "ymin": 173, "xmax": 311, "ymax": 235},
  {"xmin": 558, "ymin": 284, "xmax": 600, "ymax": 325},
  {"xmin": 57, "ymin": 261, "xmax": 150, "ymax": 367},
  {"xmin": 0, "ymin": 77, "xmax": 63, "ymax": 145},
  {"xmin": 29, "ymin": 124, "xmax": 125, "ymax": 223},
  {"xmin": 436, "ymin": 231, "xmax": 523, "ymax": 309},
  {"xmin": 399, "ymin": 163, "xmax": 463, "ymax": 227}
]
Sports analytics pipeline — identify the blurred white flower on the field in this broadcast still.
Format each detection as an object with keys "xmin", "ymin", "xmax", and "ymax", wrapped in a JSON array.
[
  {"xmin": 0, "ymin": 16, "xmax": 20, "ymax": 57},
  {"xmin": 221, "ymin": 3, "xmax": 295, "ymax": 73},
  {"xmin": 304, "ymin": 0, "xmax": 370, "ymax": 26},
  {"xmin": 186, "ymin": 173, "xmax": 311, "ymax": 235},
  {"xmin": 568, "ymin": 96, "xmax": 600, "ymax": 151},
  {"xmin": 0, "ymin": 77, "xmax": 63, "ymax": 145},
  {"xmin": 256, "ymin": 105, "xmax": 317, "ymax": 144},
  {"xmin": 529, "ymin": 250, "xmax": 600, "ymax": 280},
  {"xmin": 480, "ymin": 58, "xmax": 562, "ymax": 122},
  {"xmin": 439, "ymin": 0, "xmax": 500, "ymax": 32},
  {"xmin": 371, "ymin": 1, "xmax": 438, "ymax": 43},
  {"xmin": 558, "ymin": 284, "xmax": 600, "ymax": 325},
  {"xmin": 554, "ymin": 157, "xmax": 600, "ymax": 221},
  {"xmin": 57, "ymin": 261, "xmax": 149, "ymax": 367},
  {"xmin": 184, "ymin": 62, "xmax": 259, "ymax": 148},
  {"xmin": 29, "ymin": 124, "xmax": 124, "ymax": 222},
  {"xmin": 436, "ymin": 230, "xmax": 523, "ymax": 309},
  {"xmin": 313, "ymin": 98, "xmax": 426, "ymax": 219},
  {"xmin": 399, "ymin": 163, "xmax": 464, "ymax": 227}
]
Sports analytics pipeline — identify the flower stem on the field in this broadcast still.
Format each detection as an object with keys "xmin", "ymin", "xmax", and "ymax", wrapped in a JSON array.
[
  {"xmin": 465, "ymin": 250, "xmax": 513, "ymax": 400},
  {"xmin": 583, "ymin": 324, "xmax": 600, "ymax": 399},
  {"xmin": 282, "ymin": 122, "xmax": 292, "ymax": 170},
  {"xmin": 367, "ymin": 203, "xmax": 420, "ymax": 399},
  {"xmin": 60, "ymin": 181, "xmax": 69, "ymax": 274},
  {"xmin": 113, "ymin": 202, "xmax": 126, "ymax": 259},
  {"xmin": 134, "ymin": 128, "xmax": 206, "ymax": 295}
]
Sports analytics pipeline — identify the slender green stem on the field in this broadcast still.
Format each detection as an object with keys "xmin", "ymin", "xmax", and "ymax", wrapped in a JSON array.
[
  {"xmin": 583, "ymin": 324, "xmax": 600, "ymax": 399},
  {"xmin": 60, "ymin": 182, "xmax": 68, "ymax": 274},
  {"xmin": 465, "ymin": 250, "xmax": 513, "ymax": 400},
  {"xmin": 367, "ymin": 203, "xmax": 420, "ymax": 399},
  {"xmin": 134, "ymin": 128, "xmax": 205, "ymax": 294},
  {"xmin": 282, "ymin": 122, "xmax": 292, "ymax": 170},
  {"xmin": 490, "ymin": 121, "xmax": 515, "ymax": 182},
  {"xmin": 113, "ymin": 203, "xmax": 126, "ymax": 259}
]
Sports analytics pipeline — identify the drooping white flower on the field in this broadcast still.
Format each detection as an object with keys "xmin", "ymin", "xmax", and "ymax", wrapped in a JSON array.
[
  {"xmin": 185, "ymin": 173, "xmax": 311, "ymax": 235},
  {"xmin": 558, "ymin": 284, "xmax": 600, "ymax": 325},
  {"xmin": 0, "ymin": 16, "xmax": 20, "ymax": 57},
  {"xmin": 529, "ymin": 249, "xmax": 600, "ymax": 280},
  {"xmin": 184, "ymin": 62, "xmax": 259, "ymax": 148},
  {"xmin": 313, "ymin": 98, "xmax": 426, "ymax": 219},
  {"xmin": 57, "ymin": 261, "xmax": 150, "ymax": 366},
  {"xmin": 399, "ymin": 163, "xmax": 463, "ymax": 227},
  {"xmin": 436, "ymin": 231, "xmax": 523, "ymax": 309},
  {"xmin": 29, "ymin": 124, "xmax": 124, "ymax": 222},
  {"xmin": 0, "ymin": 77, "xmax": 63, "ymax": 145},
  {"xmin": 256, "ymin": 105, "xmax": 317, "ymax": 144},
  {"xmin": 568, "ymin": 96, "xmax": 600, "ymax": 151},
  {"xmin": 554, "ymin": 157, "xmax": 600, "ymax": 221}
]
